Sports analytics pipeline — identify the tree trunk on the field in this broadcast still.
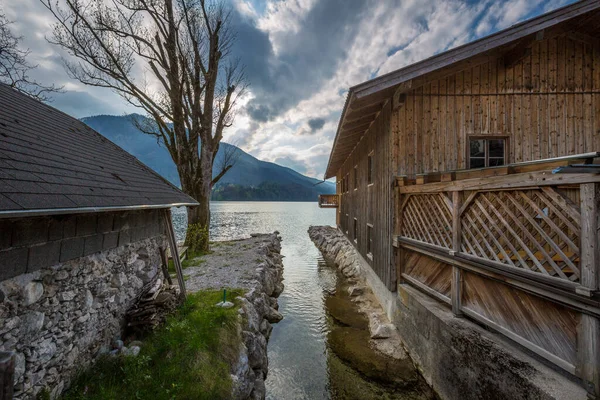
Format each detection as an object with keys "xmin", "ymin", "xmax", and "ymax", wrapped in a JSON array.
[{"xmin": 183, "ymin": 141, "xmax": 214, "ymax": 253}]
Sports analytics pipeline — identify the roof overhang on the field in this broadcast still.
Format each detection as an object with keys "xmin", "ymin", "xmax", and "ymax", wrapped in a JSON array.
[
  {"xmin": 324, "ymin": 0, "xmax": 600, "ymax": 179},
  {"xmin": 0, "ymin": 202, "xmax": 198, "ymax": 220}
]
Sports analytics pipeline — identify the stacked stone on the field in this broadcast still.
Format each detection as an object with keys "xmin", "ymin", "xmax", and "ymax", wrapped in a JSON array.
[
  {"xmin": 308, "ymin": 226, "xmax": 363, "ymax": 279},
  {"xmin": 231, "ymin": 233, "xmax": 284, "ymax": 400},
  {"xmin": 0, "ymin": 237, "xmax": 164, "ymax": 399}
]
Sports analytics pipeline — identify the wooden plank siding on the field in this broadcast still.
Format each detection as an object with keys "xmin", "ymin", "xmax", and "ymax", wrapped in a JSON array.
[
  {"xmin": 337, "ymin": 103, "xmax": 395, "ymax": 290},
  {"xmin": 391, "ymin": 34, "xmax": 600, "ymax": 175}
]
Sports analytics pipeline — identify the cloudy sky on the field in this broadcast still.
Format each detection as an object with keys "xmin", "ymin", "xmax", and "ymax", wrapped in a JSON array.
[{"xmin": 3, "ymin": 0, "xmax": 575, "ymax": 179}]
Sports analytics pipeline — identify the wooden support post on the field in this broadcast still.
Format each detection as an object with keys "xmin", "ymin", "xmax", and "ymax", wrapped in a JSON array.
[
  {"xmin": 451, "ymin": 191, "xmax": 463, "ymax": 317},
  {"xmin": 396, "ymin": 188, "xmax": 406, "ymax": 285},
  {"xmin": 578, "ymin": 183, "xmax": 600, "ymax": 399},
  {"xmin": 158, "ymin": 247, "xmax": 173, "ymax": 285},
  {"xmin": 0, "ymin": 352, "xmax": 15, "ymax": 400},
  {"xmin": 162, "ymin": 209, "xmax": 186, "ymax": 301}
]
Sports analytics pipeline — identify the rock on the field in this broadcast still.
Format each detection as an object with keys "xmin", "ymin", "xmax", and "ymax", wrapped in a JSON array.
[
  {"xmin": 325, "ymin": 296, "xmax": 368, "ymax": 330},
  {"xmin": 22, "ymin": 282, "xmax": 44, "ymax": 305},
  {"xmin": 97, "ymin": 345, "xmax": 110, "ymax": 356},
  {"xmin": 348, "ymin": 286, "xmax": 364, "ymax": 297},
  {"xmin": 84, "ymin": 289, "xmax": 94, "ymax": 308},
  {"xmin": 111, "ymin": 272, "xmax": 128, "ymax": 288},
  {"xmin": 265, "ymin": 308, "xmax": 283, "ymax": 323},
  {"xmin": 259, "ymin": 320, "xmax": 273, "ymax": 340},
  {"xmin": 77, "ymin": 313, "xmax": 90, "ymax": 323},
  {"xmin": 231, "ymin": 345, "xmax": 254, "ymax": 400},
  {"xmin": 2, "ymin": 316, "xmax": 20, "ymax": 333},
  {"xmin": 38, "ymin": 338, "xmax": 57, "ymax": 363},
  {"xmin": 58, "ymin": 291, "xmax": 76, "ymax": 302},
  {"xmin": 216, "ymin": 301, "xmax": 235, "ymax": 308},
  {"xmin": 65, "ymin": 346, "xmax": 79, "ymax": 366},
  {"xmin": 328, "ymin": 327, "xmax": 418, "ymax": 387},
  {"xmin": 114, "ymin": 339, "xmax": 124, "ymax": 350},
  {"xmin": 122, "ymin": 346, "xmax": 141, "ymax": 356},
  {"xmin": 244, "ymin": 331, "xmax": 267, "ymax": 370},
  {"xmin": 21, "ymin": 311, "xmax": 45, "ymax": 337},
  {"xmin": 54, "ymin": 270, "xmax": 69, "ymax": 281},
  {"xmin": 371, "ymin": 323, "xmax": 396, "ymax": 339},
  {"xmin": 14, "ymin": 352, "xmax": 26, "ymax": 382},
  {"xmin": 250, "ymin": 372, "xmax": 266, "ymax": 400},
  {"xmin": 239, "ymin": 298, "xmax": 261, "ymax": 333}
]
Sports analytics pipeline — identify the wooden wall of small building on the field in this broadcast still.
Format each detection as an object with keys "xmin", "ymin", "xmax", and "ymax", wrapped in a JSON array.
[
  {"xmin": 337, "ymin": 103, "xmax": 395, "ymax": 290},
  {"xmin": 391, "ymin": 33, "xmax": 600, "ymax": 176}
]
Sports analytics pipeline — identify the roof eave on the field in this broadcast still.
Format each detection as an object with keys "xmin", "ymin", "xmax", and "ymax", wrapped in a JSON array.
[{"xmin": 0, "ymin": 202, "xmax": 199, "ymax": 219}]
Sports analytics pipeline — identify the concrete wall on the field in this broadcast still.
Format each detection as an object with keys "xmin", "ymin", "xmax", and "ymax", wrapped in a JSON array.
[{"xmin": 0, "ymin": 209, "xmax": 167, "ymax": 399}]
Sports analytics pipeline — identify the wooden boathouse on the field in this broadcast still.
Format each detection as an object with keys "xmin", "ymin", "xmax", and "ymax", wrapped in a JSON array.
[{"xmin": 320, "ymin": 1, "xmax": 600, "ymax": 398}]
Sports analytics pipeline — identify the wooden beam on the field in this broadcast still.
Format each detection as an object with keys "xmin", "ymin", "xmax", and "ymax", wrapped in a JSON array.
[
  {"xmin": 159, "ymin": 247, "xmax": 173, "ymax": 285},
  {"xmin": 162, "ymin": 209, "xmax": 186, "ymax": 301},
  {"xmin": 461, "ymin": 307, "xmax": 577, "ymax": 375},
  {"xmin": 345, "ymin": 103, "xmax": 382, "ymax": 120},
  {"xmin": 341, "ymin": 117, "xmax": 375, "ymax": 131},
  {"xmin": 348, "ymin": 95, "xmax": 385, "ymax": 110},
  {"xmin": 0, "ymin": 352, "xmax": 14, "ymax": 400},
  {"xmin": 451, "ymin": 191, "xmax": 463, "ymax": 316},
  {"xmin": 578, "ymin": 183, "xmax": 600, "ymax": 398},
  {"xmin": 400, "ymin": 239, "xmax": 600, "ymax": 315},
  {"xmin": 399, "ymin": 170, "xmax": 600, "ymax": 194}
]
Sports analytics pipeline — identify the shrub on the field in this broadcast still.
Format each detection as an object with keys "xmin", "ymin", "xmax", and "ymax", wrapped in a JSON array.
[{"xmin": 185, "ymin": 223, "xmax": 209, "ymax": 254}]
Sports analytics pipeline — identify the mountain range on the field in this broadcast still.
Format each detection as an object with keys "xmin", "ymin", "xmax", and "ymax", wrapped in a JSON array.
[{"xmin": 81, "ymin": 114, "xmax": 336, "ymax": 201}]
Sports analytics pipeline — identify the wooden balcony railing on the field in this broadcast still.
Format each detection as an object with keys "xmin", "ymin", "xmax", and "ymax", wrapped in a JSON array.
[
  {"xmin": 318, "ymin": 194, "xmax": 340, "ymax": 208},
  {"xmin": 394, "ymin": 153, "xmax": 600, "ymax": 388}
]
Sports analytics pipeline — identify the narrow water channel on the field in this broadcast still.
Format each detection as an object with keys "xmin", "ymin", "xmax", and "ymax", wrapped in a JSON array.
[{"xmin": 172, "ymin": 202, "xmax": 431, "ymax": 399}]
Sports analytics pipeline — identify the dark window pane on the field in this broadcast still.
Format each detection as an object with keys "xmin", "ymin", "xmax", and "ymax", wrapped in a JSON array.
[
  {"xmin": 489, "ymin": 158, "xmax": 505, "ymax": 167},
  {"xmin": 489, "ymin": 139, "xmax": 505, "ymax": 157},
  {"xmin": 470, "ymin": 139, "xmax": 485, "ymax": 158},
  {"xmin": 470, "ymin": 158, "xmax": 485, "ymax": 169}
]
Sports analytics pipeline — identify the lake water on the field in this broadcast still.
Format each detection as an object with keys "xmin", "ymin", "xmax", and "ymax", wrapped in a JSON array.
[{"xmin": 171, "ymin": 202, "xmax": 427, "ymax": 399}]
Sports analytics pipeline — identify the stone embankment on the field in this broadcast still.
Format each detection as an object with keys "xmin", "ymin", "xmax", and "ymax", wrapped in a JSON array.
[
  {"xmin": 184, "ymin": 232, "xmax": 284, "ymax": 400},
  {"xmin": 307, "ymin": 226, "xmax": 418, "ymax": 374}
]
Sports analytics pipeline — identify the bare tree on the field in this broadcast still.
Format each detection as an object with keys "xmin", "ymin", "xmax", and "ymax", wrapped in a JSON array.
[
  {"xmin": 0, "ymin": 11, "xmax": 61, "ymax": 101},
  {"xmin": 41, "ymin": 0, "xmax": 247, "ymax": 252},
  {"xmin": 213, "ymin": 140, "xmax": 241, "ymax": 185}
]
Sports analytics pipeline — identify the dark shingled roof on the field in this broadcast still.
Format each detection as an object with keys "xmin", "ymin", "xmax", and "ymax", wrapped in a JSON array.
[{"xmin": 0, "ymin": 83, "xmax": 197, "ymax": 216}]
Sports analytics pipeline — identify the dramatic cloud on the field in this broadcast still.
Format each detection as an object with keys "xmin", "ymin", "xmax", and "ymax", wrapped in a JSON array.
[
  {"xmin": 2, "ymin": 0, "xmax": 575, "ymax": 178},
  {"xmin": 307, "ymin": 118, "xmax": 326, "ymax": 133}
]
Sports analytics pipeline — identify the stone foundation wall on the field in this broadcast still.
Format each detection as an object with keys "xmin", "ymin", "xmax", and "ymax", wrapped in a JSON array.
[{"xmin": 0, "ymin": 235, "xmax": 166, "ymax": 399}]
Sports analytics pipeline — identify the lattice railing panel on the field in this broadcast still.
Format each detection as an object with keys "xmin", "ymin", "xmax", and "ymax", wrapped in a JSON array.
[
  {"xmin": 401, "ymin": 193, "xmax": 452, "ymax": 249},
  {"xmin": 461, "ymin": 188, "xmax": 581, "ymax": 282}
]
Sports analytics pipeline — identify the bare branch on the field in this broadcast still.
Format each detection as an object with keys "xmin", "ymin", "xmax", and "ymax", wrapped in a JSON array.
[
  {"xmin": 0, "ymin": 11, "xmax": 63, "ymax": 101},
  {"xmin": 212, "ymin": 140, "xmax": 240, "ymax": 186}
]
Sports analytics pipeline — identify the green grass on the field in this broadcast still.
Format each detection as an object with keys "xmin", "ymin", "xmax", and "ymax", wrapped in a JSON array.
[{"xmin": 62, "ymin": 289, "xmax": 244, "ymax": 400}]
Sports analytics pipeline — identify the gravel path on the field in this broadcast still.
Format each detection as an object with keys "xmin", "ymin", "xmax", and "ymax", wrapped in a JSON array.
[{"xmin": 184, "ymin": 233, "xmax": 281, "ymax": 293}]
